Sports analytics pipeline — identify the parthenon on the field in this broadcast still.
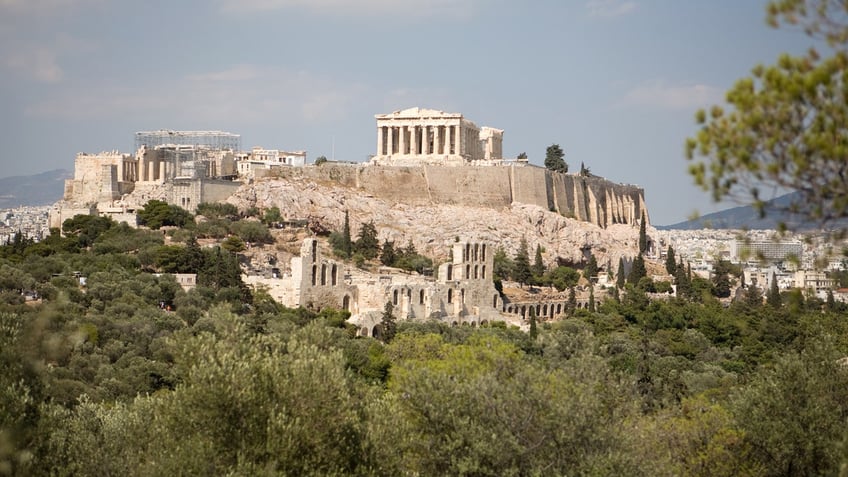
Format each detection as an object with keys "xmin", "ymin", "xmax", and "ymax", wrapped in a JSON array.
[{"xmin": 372, "ymin": 107, "xmax": 503, "ymax": 165}]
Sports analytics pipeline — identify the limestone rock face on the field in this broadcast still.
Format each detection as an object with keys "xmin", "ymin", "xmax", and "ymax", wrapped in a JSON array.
[{"xmin": 227, "ymin": 174, "xmax": 649, "ymax": 269}]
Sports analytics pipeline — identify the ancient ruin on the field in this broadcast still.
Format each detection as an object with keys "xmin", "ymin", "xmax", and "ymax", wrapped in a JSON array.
[
  {"xmin": 246, "ymin": 238, "xmax": 509, "ymax": 334},
  {"xmin": 372, "ymin": 107, "xmax": 504, "ymax": 165}
]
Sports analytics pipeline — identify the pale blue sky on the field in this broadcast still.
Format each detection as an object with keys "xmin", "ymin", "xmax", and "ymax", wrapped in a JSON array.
[{"xmin": 0, "ymin": 0, "xmax": 815, "ymax": 224}]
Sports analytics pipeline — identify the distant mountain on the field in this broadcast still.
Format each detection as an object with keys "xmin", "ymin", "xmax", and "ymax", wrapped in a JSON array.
[
  {"xmin": 0, "ymin": 169, "xmax": 71, "ymax": 208},
  {"xmin": 658, "ymin": 193, "xmax": 845, "ymax": 230}
]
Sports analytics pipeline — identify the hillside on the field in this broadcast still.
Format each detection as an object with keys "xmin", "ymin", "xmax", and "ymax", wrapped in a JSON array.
[
  {"xmin": 658, "ymin": 192, "xmax": 845, "ymax": 230},
  {"xmin": 0, "ymin": 169, "xmax": 70, "ymax": 208},
  {"xmin": 226, "ymin": 175, "xmax": 649, "ymax": 268}
]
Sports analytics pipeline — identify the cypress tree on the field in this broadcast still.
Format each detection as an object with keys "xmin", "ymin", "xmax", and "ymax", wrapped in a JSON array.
[
  {"xmin": 528, "ymin": 307, "xmax": 538, "ymax": 340},
  {"xmin": 767, "ymin": 273, "xmax": 782, "ymax": 308},
  {"xmin": 665, "ymin": 246, "xmax": 676, "ymax": 275},
  {"xmin": 588, "ymin": 287, "xmax": 595, "ymax": 312},
  {"xmin": 628, "ymin": 254, "xmax": 647, "ymax": 284},
  {"xmin": 341, "ymin": 210, "xmax": 352, "ymax": 258},
  {"xmin": 513, "ymin": 238, "xmax": 532, "ymax": 287},
  {"xmin": 639, "ymin": 211, "xmax": 648, "ymax": 254},
  {"xmin": 616, "ymin": 257, "xmax": 626, "ymax": 288},
  {"xmin": 567, "ymin": 287, "xmax": 576, "ymax": 315},
  {"xmin": 532, "ymin": 244, "xmax": 545, "ymax": 281},
  {"xmin": 380, "ymin": 301, "xmax": 397, "ymax": 343},
  {"xmin": 584, "ymin": 253, "xmax": 598, "ymax": 282}
]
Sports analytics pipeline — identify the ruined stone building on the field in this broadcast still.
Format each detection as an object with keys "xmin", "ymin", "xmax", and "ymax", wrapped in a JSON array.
[
  {"xmin": 245, "ymin": 238, "xmax": 509, "ymax": 336},
  {"xmin": 372, "ymin": 107, "xmax": 504, "ymax": 165}
]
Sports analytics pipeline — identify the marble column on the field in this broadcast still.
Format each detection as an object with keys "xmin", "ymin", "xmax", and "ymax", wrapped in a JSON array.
[
  {"xmin": 399, "ymin": 125, "xmax": 407, "ymax": 155},
  {"xmin": 411, "ymin": 126, "xmax": 418, "ymax": 155},
  {"xmin": 377, "ymin": 127, "xmax": 383, "ymax": 156},
  {"xmin": 434, "ymin": 125, "xmax": 441, "ymax": 155},
  {"xmin": 387, "ymin": 126, "xmax": 394, "ymax": 155}
]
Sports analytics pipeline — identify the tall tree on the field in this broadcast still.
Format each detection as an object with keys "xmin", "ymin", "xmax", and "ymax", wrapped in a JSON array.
[
  {"xmin": 638, "ymin": 211, "xmax": 648, "ymax": 254},
  {"xmin": 588, "ymin": 287, "xmax": 595, "ymax": 313},
  {"xmin": 544, "ymin": 144, "xmax": 568, "ymax": 173},
  {"xmin": 341, "ymin": 210, "xmax": 353, "ymax": 258},
  {"xmin": 616, "ymin": 257, "xmax": 626, "ymax": 288},
  {"xmin": 628, "ymin": 254, "xmax": 646, "ymax": 284},
  {"xmin": 711, "ymin": 259, "xmax": 733, "ymax": 298},
  {"xmin": 686, "ymin": 1, "xmax": 848, "ymax": 225},
  {"xmin": 513, "ymin": 238, "xmax": 532, "ymax": 287},
  {"xmin": 380, "ymin": 301, "xmax": 396, "ymax": 343},
  {"xmin": 566, "ymin": 287, "xmax": 577, "ymax": 315},
  {"xmin": 767, "ymin": 272, "xmax": 783, "ymax": 308},
  {"xmin": 665, "ymin": 246, "xmax": 677, "ymax": 275},
  {"xmin": 528, "ymin": 307, "xmax": 538, "ymax": 340},
  {"xmin": 532, "ymin": 244, "xmax": 545, "ymax": 281},
  {"xmin": 354, "ymin": 221, "xmax": 380, "ymax": 260},
  {"xmin": 584, "ymin": 253, "xmax": 598, "ymax": 282},
  {"xmin": 380, "ymin": 239, "xmax": 396, "ymax": 266}
]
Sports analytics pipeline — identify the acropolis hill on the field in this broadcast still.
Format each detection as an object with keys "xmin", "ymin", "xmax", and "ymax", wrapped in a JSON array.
[{"xmin": 53, "ymin": 107, "xmax": 651, "ymax": 266}]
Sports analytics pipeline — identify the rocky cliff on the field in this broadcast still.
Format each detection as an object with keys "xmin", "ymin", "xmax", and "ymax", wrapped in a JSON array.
[
  {"xmin": 227, "ymin": 168, "xmax": 654, "ymax": 269},
  {"xmin": 267, "ymin": 163, "xmax": 648, "ymax": 229}
]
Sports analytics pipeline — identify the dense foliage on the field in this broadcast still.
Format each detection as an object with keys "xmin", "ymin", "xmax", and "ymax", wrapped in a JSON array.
[{"xmin": 1, "ymin": 218, "xmax": 848, "ymax": 476}]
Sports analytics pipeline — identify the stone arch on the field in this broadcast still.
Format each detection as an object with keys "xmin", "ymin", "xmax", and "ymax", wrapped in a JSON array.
[
  {"xmin": 481, "ymin": 265, "xmax": 486, "ymax": 280},
  {"xmin": 466, "ymin": 265, "xmax": 470, "ymax": 279},
  {"xmin": 343, "ymin": 295, "xmax": 350, "ymax": 311},
  {"xmin": 393, "ymin": 289, "xmax": 399, "ymax": 305},
  {"xmin": 321, "ymin": 264, "xmax": 327, "ymax": 286},
  {"xmin": 481, "ymin": 319, "xmax": 489, "ymax": 326},
  {"xmin": 311, "ymin": 265, "xmax": 317, "ymax": 286},
  {"xmin": 419, "ymin": 289, "xmax": 425, "ymax": 304},
  {"xmin": 481, "ymin": 244, "xmax": 487, "ymax": 261},
  {"xmin": 447, "ymin": 288, "xmax": 453, "ymax": 304},
  {"xmin": 311, "ymin": 240, "xmax": 317, "ymax": 262},
  {"xmin": 447, "ymin": 265, "xmax": 453, "ymax": 281},
  {"xmin": 474, "ymin": 243, "xmax": 479, "ymax": 261},
  {"xmin": 451, "ymin": 321, "xmax": 458, "ymax": 327},
  {"xmin": 331, "ymin": 264, "xmax": 337, "ymax": 286},
  {"xmin": 543, "ymin": 304, "xmax": 548, "ymax": 316},
  {"xmin": 372, "ymin": 325, "xmax": 382, "ymax": 339},
  {"xmin": 474, "ymin": 265, "xmax": 478, "ymax": 279}
]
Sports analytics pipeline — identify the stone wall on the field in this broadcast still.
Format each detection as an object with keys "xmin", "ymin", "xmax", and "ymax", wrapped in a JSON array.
[{"xmin": 272, "ymin": 163, "xmax": 647, "ymax": 228}]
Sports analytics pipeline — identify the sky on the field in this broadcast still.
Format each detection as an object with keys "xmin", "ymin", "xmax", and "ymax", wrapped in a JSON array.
[{"xmin": 0, "ymin": 0, "xmax": 817, "ymax": 225}]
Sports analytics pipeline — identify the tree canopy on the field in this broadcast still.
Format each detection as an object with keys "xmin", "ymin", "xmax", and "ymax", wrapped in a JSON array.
[
  {"xmin": 544, "ymin": 144, "xmax": 568, "ymax": 173},
  {"xmin": 686, "ymin": 1, "xmax": 848, "ymax": 226}
]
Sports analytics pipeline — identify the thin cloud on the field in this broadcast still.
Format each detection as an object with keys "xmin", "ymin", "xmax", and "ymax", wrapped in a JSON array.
[
  {"xmin": 620, "ymin": 80, "xmax": 722, "ymax": 111},
  {"xmin": 4, "ymin": 46, "xmax": 63, "ymax": 83},
  {"xmin": 25, "ymin": 64, "xmax": 366, "ymax": 124},
  {"xmin": 219, "ymin": 0, "xmax": 472, "ymax": 17},
  {"xmin": 586, "ymin": 0, "xmax": 636, "ymax": 18}
]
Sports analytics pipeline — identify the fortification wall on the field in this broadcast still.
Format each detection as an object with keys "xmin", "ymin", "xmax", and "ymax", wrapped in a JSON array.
[{"xmin": 262, "ymin": 163, "xmax": 646, "ymax": 228}]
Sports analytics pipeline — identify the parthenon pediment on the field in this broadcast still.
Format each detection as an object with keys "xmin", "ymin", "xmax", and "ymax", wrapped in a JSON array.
[{"xmin": 375, "ymin": 107, "xmax": 463, "ymax": 120}]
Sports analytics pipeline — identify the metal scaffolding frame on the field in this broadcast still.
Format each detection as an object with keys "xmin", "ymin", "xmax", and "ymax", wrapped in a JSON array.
[{"xmin": 134, "ymin": 130, "xmax": 241, "ymax": 151}]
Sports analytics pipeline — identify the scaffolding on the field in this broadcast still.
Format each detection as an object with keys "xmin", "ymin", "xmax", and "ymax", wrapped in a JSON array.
[{"xmin": 134, "ymin": 130, "xmax": 241, "ymax": 151}]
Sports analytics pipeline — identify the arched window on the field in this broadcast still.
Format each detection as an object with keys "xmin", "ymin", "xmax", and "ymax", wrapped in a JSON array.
[
  {"xmin": 393, "ymin": 289, "xmax": 399, "ymax": 305},
  {"xmin": 493, "ymin": 294, "xmax": 498, "ymax": 308},
  {"xmin": 481, "ymin": 265, "xmax": 486, "ymax": 279},
  {"xmin": 321, "ymin": 264, "xmax": 327, "ymax": 286},
  {"xmin": 311, "ymin": 265, "xmax": 317, "ymax": 286},
  {"xmin": 331, "ymin": 264, "xmax": 337, "ymax": 286},
  {"xmin": 311, "ymin": 240, "xmax": 317, "ymax": 262},
  {"xmin": 419, "ymin": 289, "xmax": 425, "ymax": 304},
  {"xmin": 447, "ymin": 289, "xmax": 453, "ymax": 304},
  {"xmin": 343, "ymin": 295, "xmax": 350, "ymax": 311}
]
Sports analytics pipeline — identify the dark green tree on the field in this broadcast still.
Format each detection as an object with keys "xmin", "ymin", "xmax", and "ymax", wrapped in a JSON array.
[
  {"xmin": 528, "ymin": 307, "xmax": 538, "ymax": 340},
  {"xmin": 380, "ymin": 301, "xmax": 396, "ymax": 343},
  {"xmin": 354, "ymin": 221, "xmax": 380, "ymax": 260},
  {"xmin": 711, "ymin": 260, "xmax": 734, "ymax": 298},
  {"xmin": 341, "ymin": 211, "xmax": 353, "ymax": 258},
  {"xmin": 767, "ymin": 273, "xmax": 783, "ymax": 308},
  {"xmin": 639, "ymin": 211, "xmax": 648, "ymax": 254},
  {"xmin": 517, "ymin": 152, "xmax": 528, "ymax": 160},
  {"xmin": 314, "ymin": 155, "xmax": 328, "ymax": 165},
  {"xmin": 628, "ymin": 254, "xmax": 646, "ymax": 284},
  {"xmin": 380, "ymin": 239, "xmax": 396, "ymax": 266},
  {"xmin": 616, "ymin": 257, "xmax": 626, "ymax": 288},
  {"xmin": 513, "ymin": 238, "xmax": 532, "ymax": 287},
  {"xmin": 566, "ymin": 287, "xmax": 577, "ymax": 315},
  {"xmin": 745, "ymin": 284, "xmax": 763, "ymax": 308},
  {"xmin": 544, "ymin": 144, "xmax": 567, "ymax": 173},
  {"xmin": 261, "ymin": 206, "xmax": 282, "ymax": 225},
  {"xmin": 547, "ymin": 266, "xmax": 580, "ymax": 292},
  {"xmin": 588, "ymin": 287, "xmax": 595, "ymax": 312},
  {"xmin": 138, "ymin": 200, "xmax": 193, "ymax": 230},
  {"xmin": 492, "ymin": 247, "xmax": 513, "ymax": 282},
  {"xmin": 584, "ymin": 253, "xmax": 598, "ymax": 282},
  {"xmin": 665, "ymin": 246, "xmax": 677, "ymax": 275},
  {"xmin": 532, "ymin": 245, "xmax": 545, "ymax": 283}
]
